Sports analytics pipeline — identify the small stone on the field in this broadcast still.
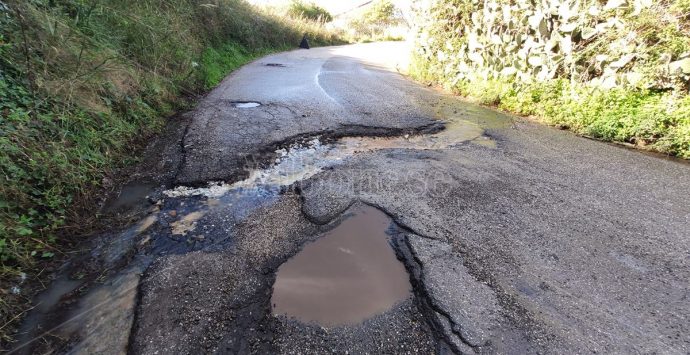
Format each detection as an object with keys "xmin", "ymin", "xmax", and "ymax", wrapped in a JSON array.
[
  {"xmin": 138, "ymin": 235, "xmax": 151, "ymax": 248},
  {"xmin": 169, "ymin": 210, "xmax": 177, "ymax": 217}
]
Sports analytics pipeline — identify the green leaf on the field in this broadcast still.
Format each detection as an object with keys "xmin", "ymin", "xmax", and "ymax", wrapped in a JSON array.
[{"xmin": 17, "ymin": 227, "xmax": 33, "ymax": 236}]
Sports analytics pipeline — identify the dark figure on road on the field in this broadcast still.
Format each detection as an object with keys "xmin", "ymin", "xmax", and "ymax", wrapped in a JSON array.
[{"xmin": 299, "ymin": 34, "xmax": 310, "ymax": 49}]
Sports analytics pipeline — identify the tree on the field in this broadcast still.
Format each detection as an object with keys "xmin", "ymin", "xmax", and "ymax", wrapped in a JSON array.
[
  {"xmin": 287, "ymin": 1, "xmax": 333, "ymax": 23},
  {"xmin": 349, "ymin": 0, "xmax": 401, "ymax": 39},
  {"xmin": 363, "ymin": 0, "xmax": 399, "ymax": 28}
]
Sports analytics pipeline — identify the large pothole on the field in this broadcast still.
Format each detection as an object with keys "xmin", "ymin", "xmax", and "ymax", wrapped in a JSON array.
[{"xmin": 271, "ymin": 205, "xmax": 411, "ymax": 326}]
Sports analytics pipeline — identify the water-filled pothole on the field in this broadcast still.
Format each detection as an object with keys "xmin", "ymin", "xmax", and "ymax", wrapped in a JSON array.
[
  {"xmin": 231, "ymin": 101, "xmax": 261, "ymax": 108},
  {"xmin": 163, "ymin": 138, "xmax": 338, "ymax": 198},
  {"xmin": 271, "ymin": 205, "xmax": 411, "ymax": 326}
]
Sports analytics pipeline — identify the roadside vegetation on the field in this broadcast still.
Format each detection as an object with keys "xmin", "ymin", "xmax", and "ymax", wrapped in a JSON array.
[
  {"xmin": 287, "ymin": 0, "xmax": 333, "ymax": 23},
  {"xmin": 411, "ymin": 0, "xmax": 690, "ymax": 158},
  {"xmin": 0, "ymin": 0, "xmax": 343, "ymax": 345},
  {"xmin": 347, "ymin": 0, "xmax": 406, "ymax": 42}
]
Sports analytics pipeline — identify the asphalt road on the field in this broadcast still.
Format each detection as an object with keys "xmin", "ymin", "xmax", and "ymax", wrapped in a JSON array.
[{"xmin": 14, "ymin": 43, "xmax": 690, "ymax": 354}]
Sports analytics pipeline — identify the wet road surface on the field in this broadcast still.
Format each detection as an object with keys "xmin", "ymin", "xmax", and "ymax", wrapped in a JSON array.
[
  {"xmin": 271, "ymin": 205, "xmax": 411, "ymax": 326},
  {"xmin": 11, "ymin": 43, "xmax": 690, "ymax": 354}
]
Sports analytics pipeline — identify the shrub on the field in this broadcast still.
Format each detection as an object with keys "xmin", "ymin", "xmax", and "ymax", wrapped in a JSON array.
[
  {"xmin": 287, "ymin": 1, "xmax": 333, "ymax": 23},
  {"xmin": 411, "ymin": 0, "xmax": 690, "ymax": 158},
  {"xmin": 348, "ymin": 0, "xmax": 404, "ymax": 42}
]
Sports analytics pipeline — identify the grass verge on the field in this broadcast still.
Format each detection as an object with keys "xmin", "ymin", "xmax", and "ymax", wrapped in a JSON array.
[{"xmin": 412, "ymin": 58, "xmax": 690, "ymax": 157}]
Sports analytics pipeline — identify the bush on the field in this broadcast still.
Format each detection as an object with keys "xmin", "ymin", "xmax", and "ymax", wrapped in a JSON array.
[
  {"xmin": 410, "ymin": 0, "xmax": 690, "ymax": 158},
  {"xmin": 348, "ymin": 0, "xmax": 404, "ymax": 42},
  {"xmin": 287, "ymin": 1, "xmax": 333, "ymax": 23}
]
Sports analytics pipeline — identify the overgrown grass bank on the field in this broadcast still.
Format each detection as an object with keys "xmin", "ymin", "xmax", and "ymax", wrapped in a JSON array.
[
  {"xmin": 0, "ymin": 0, "xmax": 343, "ymax": 344},
  {"xmin": 411, "ymin": 0, "xmax": 690, "ymax": 157}
]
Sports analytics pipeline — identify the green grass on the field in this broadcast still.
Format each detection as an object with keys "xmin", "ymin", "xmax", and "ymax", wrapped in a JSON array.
[
  {"xmin": 0, "ymin": 0, "xmax": 345, "ymax": 345},
  {"xmin": 198, "ymin": 42, "xmax": 290, "ymax": 89},
  {"xmin": 412, "ymin": 55, "xmax": 690, "ymax": 157},
  {"xmin": 200, "ymin": 42, "xmax": 256, "ymax": 89}
]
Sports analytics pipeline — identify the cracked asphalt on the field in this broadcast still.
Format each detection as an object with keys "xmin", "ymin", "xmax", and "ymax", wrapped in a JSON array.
[
  {"xmin": 133, "ymin": 43, "xmax": 689, "ymax": 354},
  {"xmin": 15, "ymin": 43, "xmax": 689, "ymax": 354}
]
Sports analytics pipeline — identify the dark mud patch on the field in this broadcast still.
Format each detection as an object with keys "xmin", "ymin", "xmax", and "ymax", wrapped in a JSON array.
[
  {"xmin": 271, "ymin": 205, "xmax": 411, "ymax": 326},
  {"xmin": 103, "ymin": 181, "xmax": 158, "ymax": 213}
]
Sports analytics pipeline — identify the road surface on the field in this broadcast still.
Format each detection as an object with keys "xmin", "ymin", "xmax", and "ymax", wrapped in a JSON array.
[{"xmin": 14, "ymin": 43, "xmax": 690, "ymax": 354}]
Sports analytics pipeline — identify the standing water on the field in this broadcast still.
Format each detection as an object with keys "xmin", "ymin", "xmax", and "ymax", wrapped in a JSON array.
[
  {"xmin": 231, "ymin": 101, "xmax": 261, "ymax": 108},
  {"xmin": 271, "ymin": 205, "xmax": 411, "ymax": 326}
]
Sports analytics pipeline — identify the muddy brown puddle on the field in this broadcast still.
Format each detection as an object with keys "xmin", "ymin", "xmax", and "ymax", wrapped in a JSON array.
[{"xmin": 271, "ymin": 205, "xmax": 411, "ymax": 326}]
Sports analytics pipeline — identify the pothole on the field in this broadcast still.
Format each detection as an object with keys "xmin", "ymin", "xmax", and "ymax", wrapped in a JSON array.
[
  {"xmin": 163, "ymin": 138, "xmax": 346, "ymax": 198},
  {"xmin": 163, "ymin": 107, "xmax": 508, "ymax": 200},
  {"xmin": 230, "ymin": 101, "xmax": 261, "ymax": 108},
  {"xmin": 271, "ymin": 205, "xmax": 411, "ymax": 326},
  {"xmin": 265, "ymin": 63, "xmax": 286, "ymax": 67}
]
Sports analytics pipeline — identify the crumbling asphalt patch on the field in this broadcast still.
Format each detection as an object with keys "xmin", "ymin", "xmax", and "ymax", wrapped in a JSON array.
[
  {"xmin": 130, "ymin": 196, "xmax": 444, "ymax": 353},
  {"xmin": 128, "ymin": 191, "xmax": 532, "ymax": 354},
  {"xmin": 174, "ymin": 103, "xmax": 446, "ymax": 188},
  {"xmin": 393, "ymin": 233, "xmax": 523, "ymax": 353}
]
